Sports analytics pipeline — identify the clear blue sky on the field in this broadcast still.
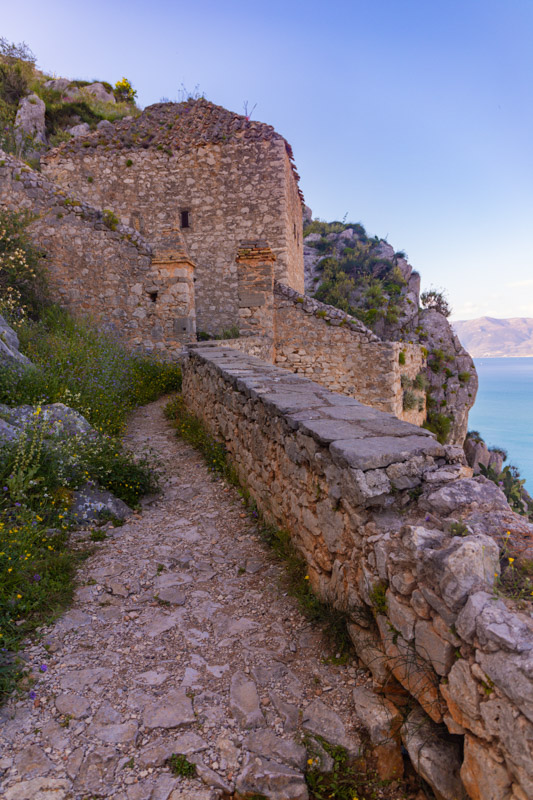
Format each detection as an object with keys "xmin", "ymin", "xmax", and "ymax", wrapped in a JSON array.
[{"xmin": 3, "ymin": 0, "xmax": 533, "ymax": 320}]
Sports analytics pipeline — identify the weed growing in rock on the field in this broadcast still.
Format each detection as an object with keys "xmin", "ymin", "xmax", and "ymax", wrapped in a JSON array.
[
  {"xmin": 167, "ymin": 753, "xmax": 196, "ymax": 777},
  {"xmin": 305, "ymin": 737, "xmax": 393, "ymax": 800},
  {"xmin": 369, "ymin": 583, "xmax": 388, "ymax": 615},
  {"xmin": 422, "ymin": 411, "xmax": 451, "ymax": 444},
  {"xmin": 494, "ymin": 532, "xmax": 533, "ymax": 605}
]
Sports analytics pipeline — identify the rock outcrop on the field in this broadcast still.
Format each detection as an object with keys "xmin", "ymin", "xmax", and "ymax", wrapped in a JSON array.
[
  {"xmin": 303, "ymin": 220, "xmax": 478, "ymax": 444},
  {"xmin": 14, "ymin": 93, "xmax": 47, "ymax": 146},
  {"xmin": 0, "ymin": 314, "xmax": 32, "ymax": 368}
]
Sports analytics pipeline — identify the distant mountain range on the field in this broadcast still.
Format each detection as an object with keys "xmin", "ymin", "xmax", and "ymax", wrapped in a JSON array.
[{"xmin": 453, "ymin": 317, "xmax": 533, "ymax": 357}]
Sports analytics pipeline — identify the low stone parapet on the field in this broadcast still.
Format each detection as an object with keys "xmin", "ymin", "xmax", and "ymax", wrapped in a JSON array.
[
  {"xmin": 183, "ymin": 346, "xmax": 533, "ymax": 800},
  {"xmin": 273, "ymin": 282, "xmax": 426, "ymax": 425}
]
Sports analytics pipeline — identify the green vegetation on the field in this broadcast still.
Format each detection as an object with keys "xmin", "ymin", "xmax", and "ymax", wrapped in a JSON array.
[
  {"xmin": 166, "ymin": 753, "xmax": 196, "ymax": 777},
  {"xmin": 423, "ymin": 411, "xmax": 452, "ymax": 444},
  {"xmin": 102, "ymin": 208, "xmax": 119, "ymax": 231},
  {"xmin": 0, "ymin": 210, "xmax": 49, "ymax": 321},
  {"xmin": 1, "ymin": 308, "xmax": 181, "ymax": 436},
  {"xmin": 398, "ymin": 350, "xmax": 406, "ymax": 365},
  {"xmin": 305, "ymin": 736, "xmax": 394, "ymax": 800},
  {"xmin": 480, "ymin": 462, "xmax": 533, "ymax": 519},
  {"xmin": 494, "ymin": 533, "xmax": 533, "ymax": 604},
  {"xmin": 0, "ymin": 209, "xmax": 180, "ymax": 701},
  {"xmin": 0, "ymin": 38, "xmax": 138, "ymax": 165},
  {"xmin": 402, "ymin": 389, "xmax": 417, "ymax": 411},
  {"xmin": 369, "ymin": 582, "xmax": 388, "ymax": 615},
  {"xmin": 420, "ymin": 287, "xmax": 452, "ymax": 318},
  {"xmin": 304, "ymin": 221, "xmax": 406, "ymax": 333}
]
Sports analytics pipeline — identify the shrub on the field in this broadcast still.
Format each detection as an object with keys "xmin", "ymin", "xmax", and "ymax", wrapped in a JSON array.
[
  {"xmin": 0, "ymin": 210, "xmax": 50, "ymax": 321},
  {"xmin": 102, "ymin": 208, "xmax": 119, "ymax": 231},
  {"xmin": 403, "ymin": 389, "xmax": 417, "ymax": 410},
  {"xmin": 413, "ymin": 371, "xmax": 427, "ymax": 391},
  {"xmin": 114, "ymin": 78, "xmax": 137, "ymax": 104},
  {"xmin": 420, "ymin": 287, "xmax": 452, "ymax": 317},
  {"xmin": 458, "ymin": 371, "xmax": 471, "ymax": 383},
  {"xmin": 215, "ymin": 324, "xmax": 240, "ymax": 340},
  {"xmin": 398, "ymin": 350, "xmax": 406, "ymax": 365},
  {"xmin": 423, "ymin": 412, "xmax": 452, "ymax": 444},
  {"xmin": 428, "ymin": 348, "xmax": 446, "ymax": 373}
]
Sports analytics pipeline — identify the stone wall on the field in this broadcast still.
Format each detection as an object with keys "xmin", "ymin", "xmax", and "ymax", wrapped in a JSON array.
[
  {"xmin": 182, "ymin": 346, "xmax": 533, "ymax": 800},
  {"xmin": 0, "ymin": 152, "xmax": 196, "ymax": 356},
  {"xmin": 43, "ymin": 137, "xmax": 304, "ymax": 336},
  {"xmin": 273, "ymin": 283, "xmax": 426, "ymax": 426}
]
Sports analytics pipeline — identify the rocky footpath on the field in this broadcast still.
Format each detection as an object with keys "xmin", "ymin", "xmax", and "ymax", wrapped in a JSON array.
[{"xmin": 0, "ymin": 396, "xmax": 414, "ymax": 800}]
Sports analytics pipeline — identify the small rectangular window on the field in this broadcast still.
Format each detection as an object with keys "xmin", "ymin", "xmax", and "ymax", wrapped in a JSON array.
[{"xmin": 180, "ymin": 210, "xmax": 190, "ymax": 229}]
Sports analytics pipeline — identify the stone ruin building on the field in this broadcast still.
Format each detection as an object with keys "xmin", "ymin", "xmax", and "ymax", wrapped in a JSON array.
[
  {"xmin": 1, "ymin": 97, "xmax": 430, "ymax": 428},
  {"xmin": 42, "ymin": 98, "xmax": 305, "ymax": 337}
]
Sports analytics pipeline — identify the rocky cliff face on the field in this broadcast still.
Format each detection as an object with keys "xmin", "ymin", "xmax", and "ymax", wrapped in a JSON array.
[{"xmin": 303, "ymin": 219, "xmax": 477, "ymax": 445}]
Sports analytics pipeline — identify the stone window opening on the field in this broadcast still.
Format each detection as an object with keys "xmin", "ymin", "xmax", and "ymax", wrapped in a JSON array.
[
  {"xmin": 148, "ymin": 290, "xmax": 158, "ymax": 303},
  {"xmin": 180, "ymin": 210, "xmax": 191, "ymax": 229}
]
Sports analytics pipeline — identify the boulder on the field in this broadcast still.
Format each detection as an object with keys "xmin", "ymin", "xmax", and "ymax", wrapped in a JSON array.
[
  {"xmin": 0, "ymin": 314, "xmax": 32, "ymax": 368},
  {"xmin": 68, "ymin": 123, "xmax": 90, "ymax": 137},
  {"xmin": 71, "ymin": 485, "xmax": 132, "ymax": 523},
  {"xmin": 82, "ymin": 82, "xmax": 115, "ymax": 104},
  {"xmin": 15, "ymin": 94, "xmax": 47, "ymax": 145},
  {"xmin": 5, "ymin": 403, "xmax": 93, "ymax": 438},
  {"xmin": 43, "ymin": 78, "xmax": 71, "ymax": 93},
  {"xmin": 96, "ymin": 119, "xmax": 113, "ymax": 131}
]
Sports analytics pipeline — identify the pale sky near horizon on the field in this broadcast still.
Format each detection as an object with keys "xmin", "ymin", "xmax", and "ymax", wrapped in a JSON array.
[{"xmin": 3, "ymin": 0, "xmax": 532, "ymax": 320}]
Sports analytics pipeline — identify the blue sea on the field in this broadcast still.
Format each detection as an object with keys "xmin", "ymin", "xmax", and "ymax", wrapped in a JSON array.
[{"xmin": 468, "ymin": 358, "xmax": 533, "ymax": 492}]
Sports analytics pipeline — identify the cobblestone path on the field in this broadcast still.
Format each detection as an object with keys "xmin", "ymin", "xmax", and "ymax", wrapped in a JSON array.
[{"xmin": 0, "ymin": 396, "xmax": 375, "ymax": 800}]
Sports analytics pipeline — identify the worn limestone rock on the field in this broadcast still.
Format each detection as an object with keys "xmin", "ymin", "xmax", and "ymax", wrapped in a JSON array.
[
  {"xmin": 301, "ymin": 698, "xmax": 360, "ymax": 757},
  {"xmin": 243, "ymin": 729, "xmax": 307, "ymax": 770},
  {"xmin": 4, "ymin": 777, "xmax": 71, "ymax": 800},
  {"xmin": 352, "ymin": 686, "xmax": 403, "ymax": 779},
  {"xmin": 0, "ymin": 314, "xmax": 31, "ymax": 368},
  {"xmin": 235, "ymin": 754, "xmax": 308, "ymax": 800},
  {"xmin": 402, "ymin": 709, "xmax": 465, "ymax": 800},
  {"xmin": 142, "ymin": 689, "xmax": 195, "ymax": 729},
  {"xmin": 15, "ymin": 94, "xmax": 47, "ymax": 145},
  {"xmin": 67, "ymin": 122, "xmax": 90, "ymax": 137},
  {"xmin": 81, "ymin": 82, "xmax": 116, "ymax": 104},
  {"xmin": 229, "ymin": 671, "xmax": 265, "ymax": 729},
  {"xmin": 71, "ymin": 485, "xmax": 133, "ymax": 523}
]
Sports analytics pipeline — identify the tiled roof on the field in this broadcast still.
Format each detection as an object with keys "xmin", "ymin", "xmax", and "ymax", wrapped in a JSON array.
[{"xmin": 47, "ymin": 98, "xmax": 303, "ymax": 198}]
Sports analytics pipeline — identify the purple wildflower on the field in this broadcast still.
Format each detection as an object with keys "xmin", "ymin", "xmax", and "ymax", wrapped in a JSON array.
[
  {"xmin": 40, "ymin": 664, "xmax": 47, "ymax": 672},
  {"xmin": 29, "ymin": 690, "xmax": 36, "ymax": 699}
]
